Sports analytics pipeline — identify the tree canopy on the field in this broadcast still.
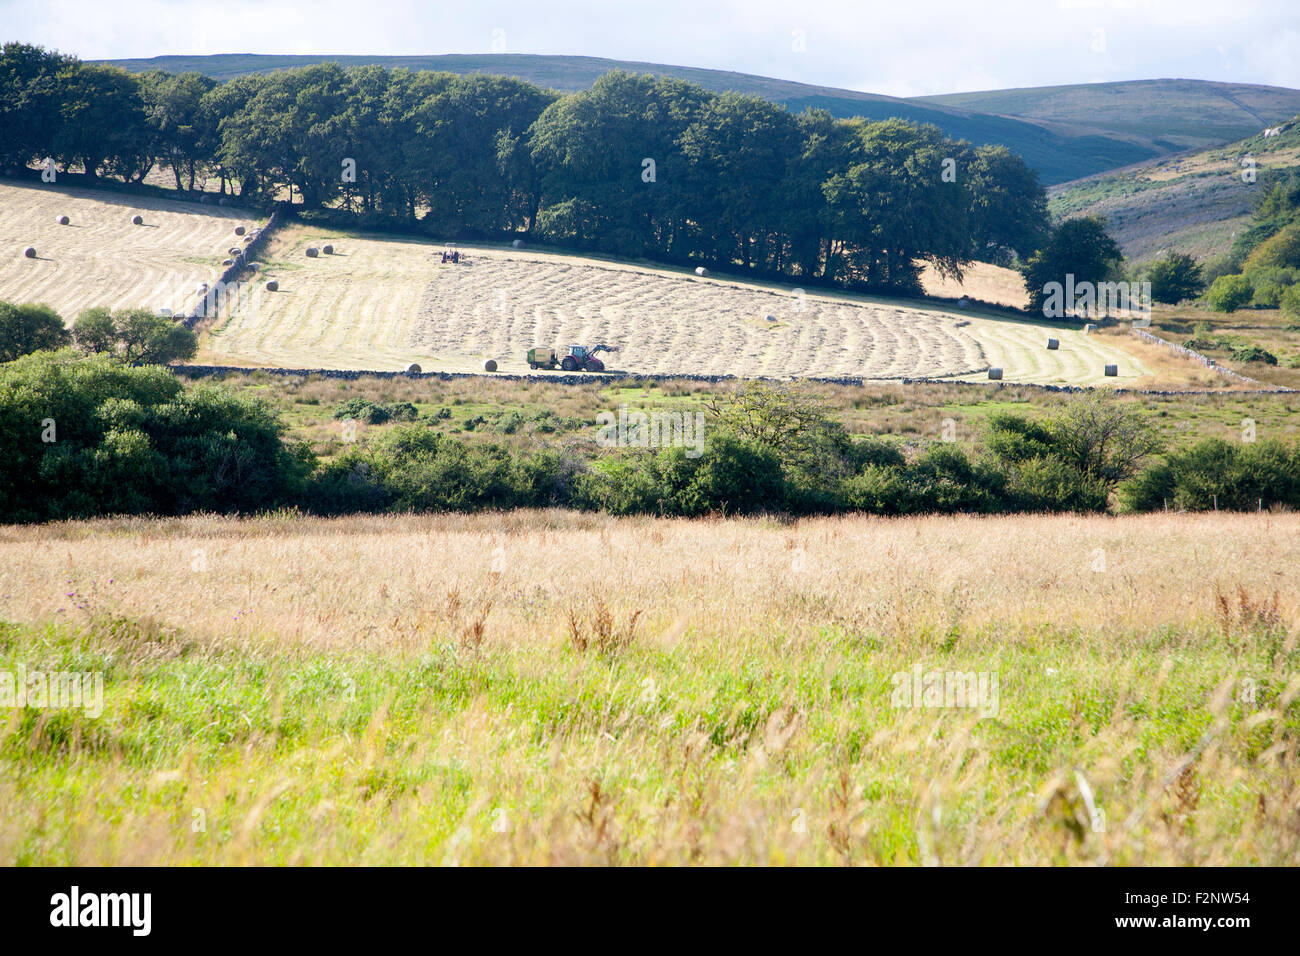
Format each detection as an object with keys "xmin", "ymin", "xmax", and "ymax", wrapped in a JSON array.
[{"xmin": 1, "ymin": 45, "xmax": 1052, "ymax": 295}]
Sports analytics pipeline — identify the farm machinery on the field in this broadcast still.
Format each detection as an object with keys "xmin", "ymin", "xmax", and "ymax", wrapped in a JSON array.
[{"xmin": 527, "ymin": 343, "xmax": 618, "ymax": 372}]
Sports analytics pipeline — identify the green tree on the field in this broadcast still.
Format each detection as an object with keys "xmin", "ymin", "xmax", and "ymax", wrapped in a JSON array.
[
  {"xmin": 963, "ymin": 144, "xmax": 1049, "ymax": 263},
  {"xmin": 0, "ymin": 43, "xmax": 75, "ymax": 170},
  {"xmin": 1206, "ymin": 274, "xmax": 1254, "ymax": 312},
  {"xmin": 0, "ymin": 301, "xmax": 70, "ymax": 361},
  {"xmin": 1020, "ymin": 217, "xmax": 1123, "ymax": 315},
  {"xmin": 139, "ymin": 69, "xmax": 218, "ymax": 192},
  {"xmin": 73, "ymin": 307, "xmax": 197, "ymax": 365},
  {"xmin": 1146, "ymin": 252, "xmax": 1205, "ymax": 304}
]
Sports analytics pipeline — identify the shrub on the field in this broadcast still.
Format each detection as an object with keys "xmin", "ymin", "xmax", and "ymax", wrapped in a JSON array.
[
  {"xmin": 1120, "ymin": 438, "xmax": 1300, "ymax": 511},
  {"xmin": 332, "ymin": 398, "xmax": 418, "ymax": 425},
  {"xmin": 1244, "ymin": 265, "xmax": 1300, "ymax": 308},
  {"xmin": 575, "ymin": 453, "xmax": 664, "ymax": 515},
  {"xmin": 73, "ymin": 306, "xmax": 198, "ymax": 365},
  {"xmin": 0, "ymin": 300, "xmax": 70, "ymax": 361},
  {"xmin": 1280, "ymin": 283, "xmax": 1300, "ymax": 320},
  {"xmin": 1230, "ymin": 345, "xmax": 1277, "ymax": 365},
  {"xmin": 984, "ymin": 413, "xmax": 1056, "ymax": 465},
  {"xmin": 0, "ymin": 350, "xmax": 311, "ymax": 521},
  {"xmin": 1243, "ymin": 222, "xmax": 1300, "ymax": 271},
  {"xmin": 1005, "ymin": 456, "xmax": 1109, "ymax": 512},
  {"xmin": 1206, "ymin": 274, "xmax": 1254, "ymax": 313},
  {"xmin": 1047, "ymin": 394, "xmax": 1162, "ymax": 485}
]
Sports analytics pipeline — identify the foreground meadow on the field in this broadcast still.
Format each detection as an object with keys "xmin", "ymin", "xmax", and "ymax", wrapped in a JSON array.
[{"xmin": 1, "ymin": 511, "xmax": 1296, "ymax": 865}]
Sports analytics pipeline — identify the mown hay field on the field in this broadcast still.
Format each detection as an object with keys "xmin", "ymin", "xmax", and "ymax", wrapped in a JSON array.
[
  {"xmin": 205, "ymin": 225, "xmax": 1152, "ymax": 386},
  {"xmin": 1, "ymin": 511, "xmax": 1296, "ymax": 865},
  {"xmin": 0, "ymin": 180, "xmax": 259, "ymax": 321}
]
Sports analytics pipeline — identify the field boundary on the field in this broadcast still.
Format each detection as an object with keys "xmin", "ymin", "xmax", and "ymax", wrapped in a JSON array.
[
  {"xmin": 181, "ymin": 205, "xmax": 288, "ymax": 329},
  {"xmin": 168, "ymin": 363, "xmax": 1297, "ymax": 396},
  {"xmin": 1129, "ymin": 327, "xmax": 1270, "ymax": 386}
]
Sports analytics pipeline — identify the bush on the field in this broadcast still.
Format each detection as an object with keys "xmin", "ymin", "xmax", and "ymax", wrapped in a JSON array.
[
  {"xmin": 1244, "ymin": 265, "xmax": 1300, "ymax": 308},
  {"xmin": 1280, "ymin": 283, "xmax": 1300, "ymax": 320},
  {"xmin": 1120, "ymin": 438, "xmax": 1300, "ymax": 511},
  {"xmin": 0, "ymin": 350, "xmax": 311, "ymax": 521},
  {"xmin": 663, "ymin": 433, "xmax": 787, "ymax": 516},
  {"xmin": 1243, "ymin": 222, "xmax": 1300, "ymax": 271},
  {"xmin": 984, "ymin": 413, "xmax": 1056, "ymax": 465},
  {"xmin": 1046, "ymin": 394, "xmax": 1162, "ymax": 485},
  {"xmin": 0, "ymin": 300, "xmax": 70, "ymax": 361},
  {"xmin": 1005, "ymin": 456, "xmax": 1109, "ymax": 512},
  {"xmin": 73, "ymin": 306, "xmax": 197, "ymax": 365},
  {"xmin": 1230, "ymin": 345, "xmax": 1278, "ymax": 365},
  {"xmin": 1206, "ymin": 274, "xmax": 1254, "ymax": 313},
  {"xmin": 575, "ymin": 453, "xmax": 664, "ymax": 515},
  {"xmin": 331, "ymin": 398, "xmax": 418, "ymax": 425}
]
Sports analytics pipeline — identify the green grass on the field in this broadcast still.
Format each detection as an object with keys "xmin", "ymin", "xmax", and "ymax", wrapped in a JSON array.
[
  {"xmin": 195, "ymin": 371, "xmax": 1300, "ymax": 465},
  {"xmin": 3, "ymin": 609, "xmax": 1293, "ymax": 865}
]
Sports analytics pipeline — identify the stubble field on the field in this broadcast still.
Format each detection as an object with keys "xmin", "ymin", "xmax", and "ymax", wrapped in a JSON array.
[
  {"xmin": 204, "ymin": 225, "xmax": 1150, "ymax": 385},
  {"xmin": 0, "ymin": 180, "xmax": 259, "ymax": 321}
]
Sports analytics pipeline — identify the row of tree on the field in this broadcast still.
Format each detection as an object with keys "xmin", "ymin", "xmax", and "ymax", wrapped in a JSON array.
[{"xmin": 1, "ymin": 43, "xmax": 1049, "ymax": 291}]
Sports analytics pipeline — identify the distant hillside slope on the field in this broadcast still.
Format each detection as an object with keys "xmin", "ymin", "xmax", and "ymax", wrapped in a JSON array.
[
  {"xmin": 918, "ymin": 79, "xmax": 1300, "ymax": 153},
  {"xmin": 1048, "ymin": 117, "xmax": 1300, "ymax": 266},
  {"xmin": 97, "ymin": 54, "xmax": 1299, "ymax": 187}
]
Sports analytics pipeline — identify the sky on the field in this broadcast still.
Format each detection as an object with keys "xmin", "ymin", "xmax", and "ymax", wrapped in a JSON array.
[{"xmin": 3, "ymin": 0, "xmax": 1298, "ymax": 97}]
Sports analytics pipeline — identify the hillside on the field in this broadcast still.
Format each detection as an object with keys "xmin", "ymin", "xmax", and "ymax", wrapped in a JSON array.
[
  {"xmin": 1048, "ymin": 116, "xmax": 1300, "ymax": 266},
  {"xmin": 917, "ymin": 79, "xmax": 1300, "ymax": 152},
  {"xmin": 97, "ymin": 54, "xmax": 1300, "ymax": 186}
]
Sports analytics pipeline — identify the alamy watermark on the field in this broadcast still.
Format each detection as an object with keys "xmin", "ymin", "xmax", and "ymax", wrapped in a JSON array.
[
  {"xmin": 891, "ymin": 663, "xmax": 999, "ymax": 718},
  {"xmin": 1041, "ymin": 274, "xmax": 1151, "ymax": 326},
  {"xmin": 1, "ymin": 664, "xmax": 103, "ymax": 717},
  {"xmin": 596, "ymin": 405, "xmax": 706, "ymax": 458}
]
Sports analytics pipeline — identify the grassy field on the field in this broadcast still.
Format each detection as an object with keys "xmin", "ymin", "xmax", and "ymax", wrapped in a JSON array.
[
  {"xmin": 0, "ymin": 179, "xmax": 261, "ymax": 321},
  {"xmin": 1, "ymin": 510, "xmax": 1296, "ymax": 865},
  {"xmin": 202, "ymin": 224, "xmax": 1150, "ymax": 385},
  {"xmin": 194, "ymin": 370, "xmax": 1299, "ymax": 467}
]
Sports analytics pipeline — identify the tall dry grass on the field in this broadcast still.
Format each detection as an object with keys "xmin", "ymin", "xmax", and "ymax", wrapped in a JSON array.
[{"xmin": 0, "ymin": 511, "xmax": 1296, "ymax": 865}]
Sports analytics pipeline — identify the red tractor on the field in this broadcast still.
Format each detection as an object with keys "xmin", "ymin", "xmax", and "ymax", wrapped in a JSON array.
[{"xmin": 527, "ymin": 343, "xmax": 618, "ymax": 372}]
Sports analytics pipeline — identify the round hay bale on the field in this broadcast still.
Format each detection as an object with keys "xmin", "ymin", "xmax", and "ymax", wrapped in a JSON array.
[
  {"xmin": 322, "ymin": 244, "xmax": 334, "ymax": 255},
  {"xmin": 305, "ymin": 247, "xmax": 319, "ymax": 258},
  {"xmin": 405, "ymin": 363, "xmax": 422, "ymax": 375},
  {"xmin": 199, "ymin": 195, "xmax": 211, "ymax": 205},
  {"xmin": 131, "ymin": 214, "xmax": 143, "ymax": 225},
  {"xmin": 512, "ymin": 239, "xmax": 524, "ymax": 249},
  {"xmin": 248, "ymin": 262, "xmax": 260, "ymax": 272},
  {"xmin": 265, "ymin": 280, "xmax": 279, "ymax": 292},
  {"xmin": 197, "ymin": 282, "xmax": 209, "ymax": 294},
  {"xmin": 1046, "ymin": 338, "xmax": 1059, "ymax": 350},
  {"xmin": 482, "ymin": 359, "xmax": 498, "ymax": 373},
  {"xmin": 23, "ymin": 246, "xmax": 36, "ymax": 259},
  {"xmin": 228, "ymin": 247, "xmax": 242, "ymax": 256},
  {"xmin": 957, "ymin": 297, "xmax": 969, "ymax": 309},
  {"xmin": 694, "ymin": 266, "xmax": 708, "ymax": 277},
  {"xmin": 987, "ymin": 367, "xmax": 1003, "ymax": 381},
  {"xmin": 55, "ymin": 215, "xmax": 69, "ymax": 226},
  {"xmin": 1082, "ymin": 324, "xmax": 1095, "ymax": 334},
  {"xmin": 222, "ymin": 258, "xmax": 234, "ymax": 267},
  {"xmin": 764, "ymin": 314, "xmax": 777, "ymax": 322},
  {"xmin": 234, "ymin": 226, "xmax": 246, "ymax": 236},
  {"xmin": 217, "ymin": 197, "xmax": 230, "ymax": 207},
  {"xmin": 1104, "ymin": 364, "xmax": 1118, "ymax": 377}
]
